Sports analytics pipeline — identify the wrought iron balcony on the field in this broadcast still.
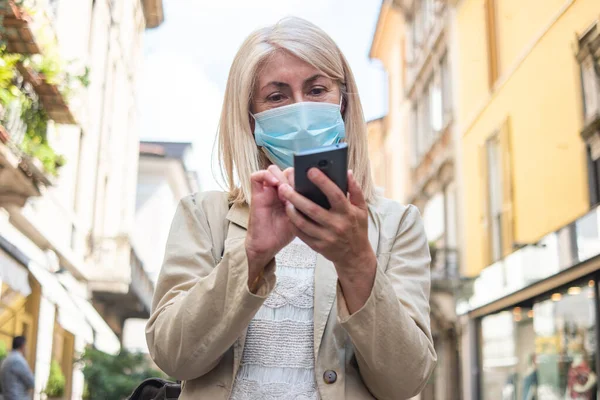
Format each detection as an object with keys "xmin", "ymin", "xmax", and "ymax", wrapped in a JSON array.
[{"xmin": 430, "ymin": 246, "xmax": 460, "ymax": 292}]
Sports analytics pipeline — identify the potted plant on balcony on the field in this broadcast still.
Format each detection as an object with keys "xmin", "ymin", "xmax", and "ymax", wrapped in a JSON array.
[{"xmin": 43, "ymin": 360, "xmax": 66, "ymax": 400}]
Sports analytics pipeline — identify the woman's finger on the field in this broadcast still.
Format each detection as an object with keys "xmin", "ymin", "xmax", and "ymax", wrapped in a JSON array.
[
  {"xmin": 307, "ymin": 168, "xmax": 348, "ymax": 212},
  {"xmin": 347, "ymin": 170, "xmax": 367, "ymax": 210},
  {"xmin": 283, "ymin": 167, "xmax": 295, "ymax": 188},
  {"xmin": 267, "ymin": 165, "xmax": 288, "ymax": 185},
  {"xmin": 250, "ymin": 170, "xmax": 279, "ymax": 192},
  {"xmin": 285, "ymin": 201, "xmax": 327, "ymax": 239},
  {"xmin": 278, "ymin": 184, "xmax": 330, "ymax": 226}
]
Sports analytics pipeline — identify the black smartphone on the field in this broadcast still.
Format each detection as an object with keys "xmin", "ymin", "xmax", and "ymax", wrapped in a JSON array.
[{"xmin": 293, "ymin": 143, "xmax": 348, "ymax": 209}]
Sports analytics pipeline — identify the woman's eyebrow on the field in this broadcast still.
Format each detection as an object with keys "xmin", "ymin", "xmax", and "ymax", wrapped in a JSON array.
[
  {"xmin": 303, "ymin": 74, "xmax": 329, "ymax": 86},
  {"xmin": 260, "ymin": 81, "xmax": 290, "ymax": 91}
]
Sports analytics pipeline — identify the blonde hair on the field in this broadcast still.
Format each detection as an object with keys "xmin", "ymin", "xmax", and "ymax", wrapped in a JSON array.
[{"xmin": 217, "ymin": 17, "xmax": 374, "ymax": 205}]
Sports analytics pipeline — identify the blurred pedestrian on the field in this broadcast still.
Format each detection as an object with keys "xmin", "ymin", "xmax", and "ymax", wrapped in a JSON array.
[
  {"xmin": 0, "ymin": 336, "xmax": 35, "ymax": 400},
  {"xmin": 147, "ymin": 16, "xmax": 436, "ymax": 399}
]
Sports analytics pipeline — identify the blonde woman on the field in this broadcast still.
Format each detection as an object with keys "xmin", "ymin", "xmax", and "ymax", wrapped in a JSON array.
[{"xmin": 146, "ymin": 17, "xmax": 436, "ymax": 400}]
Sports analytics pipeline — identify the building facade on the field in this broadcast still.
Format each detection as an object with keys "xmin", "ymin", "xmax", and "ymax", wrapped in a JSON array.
[
  {"xmin": 454, "ymin": 0, "xmax": 600, "ymax": 399},
  {"xmin": 0, "ymin": 0, "xmax": 163, "ymax": 398},
  {"xmin": 122, "ymin": 141, "xmax": 199, "ymax": 354},
  {"xmin": 370, "ymin": 1, "xmax": 462, "ymax": 399}
]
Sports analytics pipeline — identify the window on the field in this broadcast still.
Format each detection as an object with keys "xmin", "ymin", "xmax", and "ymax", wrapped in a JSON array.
[
  {"xmin": 480, "ymin": 306, "xmax": 535, "ymax": 400},
  {"xmin": 581, "ymin": 57, "xmax": 600, "ymax": 123},
  {"xmin": 441, "ymin": 52, "xmax": 452, "ymax": 122},
  {"xmin": 578, "ymin": 24, "xmax": 600, "ymax": 206},
  {"xmin": 480, "ymin": 280, "xmax": 598, "ymax": 400},
  {"xmin": 430, "ymin": 77, "xmax": 443, "ymax": 133},
  {"xmin": 481, "ymin": 120, "xmax": 514, "ymax": 265},
  {"xmin": 486, "ymin": 135, "xmax": 503, "ymax": 263},
  {"xmin": 418, "ymin": 84, "xmax": 431, "ymax": 156},
  {"xmin": 423, "ymin": 0, "xmax": 435, "ymax": 33},
  {"xmin": 413, "ymin": 1, "xmax": 424, "ymax": 50},
  {"xmin": 406, "ymin": 24, "xmax": 415, "ymax": 65},
  {"xmin": 411, "ymin": 103, "xmax": 419, "ymax": 166}
]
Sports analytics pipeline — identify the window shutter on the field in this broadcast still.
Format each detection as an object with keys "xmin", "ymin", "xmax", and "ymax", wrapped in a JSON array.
[
  {"xmin": 499, "ymin": 118, "xmax": 514, "ymax": 257},
  {"xmin": 479, "ymin": 143, "xmax": 491, "ymax": 266},
  {"xmin": 581, "ymin": 57, "xmax": 600, "ymax": 124}
]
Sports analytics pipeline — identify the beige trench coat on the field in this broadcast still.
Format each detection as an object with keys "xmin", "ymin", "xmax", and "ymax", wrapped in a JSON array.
[{"xmin": 146, "ymin": 191, "xmax": 436, "ymax": 400}]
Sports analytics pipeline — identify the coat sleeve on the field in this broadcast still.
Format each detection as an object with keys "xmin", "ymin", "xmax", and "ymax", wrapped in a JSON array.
[
  {"xmin": 336, "ymin": 204, "xmax": 437, "ymax": 400},
  {"xmin": 145, "ymin": 193, "xmax": 276, "ymax": 380}
]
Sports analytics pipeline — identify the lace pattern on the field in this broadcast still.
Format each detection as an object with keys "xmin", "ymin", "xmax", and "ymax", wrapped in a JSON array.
[{"xmin": 231, "ymin": 239, "xmax": 320, "ymax": 399}]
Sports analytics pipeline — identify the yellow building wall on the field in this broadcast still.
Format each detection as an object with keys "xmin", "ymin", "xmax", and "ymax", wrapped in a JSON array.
[
  {"xmin": 456, "ymin": 0, "xmax": 491, "ymax": 126},
  {"xmin": 495, "ymin": 0, "xmax": 567, "ymax": 77},
  {"xmin": 458, "ymin": 0, "xmax": 598, "ymax": 276}
]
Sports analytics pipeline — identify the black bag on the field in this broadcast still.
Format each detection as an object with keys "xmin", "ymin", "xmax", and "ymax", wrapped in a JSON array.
[{"xmin": 127, "ymin": 378, "xmax": 181, "ymax": 400}]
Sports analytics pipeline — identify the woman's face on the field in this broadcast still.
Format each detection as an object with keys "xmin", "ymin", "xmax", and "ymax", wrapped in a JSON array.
[{"xmin": 251, "ymin": 50, "xmax": 342, "ymax": 114}]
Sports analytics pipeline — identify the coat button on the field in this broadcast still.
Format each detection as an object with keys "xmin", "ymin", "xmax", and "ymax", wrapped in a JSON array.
[{"xmin": 323, "ymin": 370, "xmax": 337, "ymax": 384}]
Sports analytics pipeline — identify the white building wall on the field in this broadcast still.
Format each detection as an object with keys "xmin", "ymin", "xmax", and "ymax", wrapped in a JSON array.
[{"xmin": 33, "ymin": 297, "xmax": 55, "ymax": 400}]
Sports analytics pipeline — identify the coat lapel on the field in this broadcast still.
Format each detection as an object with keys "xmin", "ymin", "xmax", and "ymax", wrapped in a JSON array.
[
  {"xmin": 313, "ymin": 206, "xmax": 380, "ymax": 360},
  {"xmin": 313, "ymin": 254, "xmax": 338, "ymax": 360},
  {"xmin": 226, "ymin": 202, "xmax": 250, "ymax": 379}
]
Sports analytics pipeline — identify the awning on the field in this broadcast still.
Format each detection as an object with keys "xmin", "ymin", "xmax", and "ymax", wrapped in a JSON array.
[
  {"xmin": 0, "ymin": 247, "xmax": 31, "ymax": 296},
  {"xmin": 69, "ymin": 294, "xmax": 121, "ymax": 355},
  {"xmin": 28, "ymin": 261, "xmax": 93, "ymax": 343}
]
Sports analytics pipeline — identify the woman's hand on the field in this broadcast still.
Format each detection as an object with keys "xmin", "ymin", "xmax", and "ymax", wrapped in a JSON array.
[
  {"xmin": 278, "ymin": 169, "xmax": 377, "ymax": 313},
  {"xmin": 246, "ymin": 166, "xmax": 296, "ymax": 292}
]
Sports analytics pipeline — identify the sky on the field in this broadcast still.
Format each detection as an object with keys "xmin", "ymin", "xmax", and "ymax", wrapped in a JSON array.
[{"xmin": 138, "ymin": 0, "xmax": 387, "ymax": 191}]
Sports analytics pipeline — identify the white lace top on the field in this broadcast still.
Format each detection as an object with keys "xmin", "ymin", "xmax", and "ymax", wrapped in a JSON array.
[{"xmin": 230, "ymin": 238, "xmax": 320, "ymax": 400}]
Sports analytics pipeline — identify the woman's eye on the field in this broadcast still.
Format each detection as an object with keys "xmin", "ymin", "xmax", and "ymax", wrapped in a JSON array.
[
  {"xmin": 310, "ymin": 87, "xmax": 326, "ymax": 96},
  {"xmin": 267, "ymin": 93, "xmax": 285, "ymax": 102}
]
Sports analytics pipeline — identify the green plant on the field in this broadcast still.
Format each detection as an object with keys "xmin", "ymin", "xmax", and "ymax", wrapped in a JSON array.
[
  {"xmin": 44, "ymin": 360, "xmax": 66, "ymax": 398},
  {"xmin": 429, "ymin": 241, "xmax": 438, "ymax": 266},
  {"xmin": 0, "ymin": 46, "xmax": 65, "ymax": 176},
  {"xmin": 78, "ymin": 348, "xmax": 167, "ymax": 400},
  {"xmin": 0, "ymin": 340, "xmax": 7, "ymax": 394},
  {"xmin": 0, "ymin": 340, "xmax": 7, "ymax": 361}
]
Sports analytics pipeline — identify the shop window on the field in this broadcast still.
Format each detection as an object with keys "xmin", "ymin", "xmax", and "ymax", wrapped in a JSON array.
[
  {"xmin": 480, "ymin": 279, "xmax": 598, "ymax": 400},
  {"xmin": 480, "ymin": 305, "xmax": 536, "ymax": 400},
  {"xmin": 534, "ymin": 281, "xmax": 597, "ymax": 399}
]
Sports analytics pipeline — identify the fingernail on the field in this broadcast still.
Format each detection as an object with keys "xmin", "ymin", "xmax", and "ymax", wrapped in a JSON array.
[{"xmin": 308, "ymin": 168, "xmax": 318, "ymax": 178}]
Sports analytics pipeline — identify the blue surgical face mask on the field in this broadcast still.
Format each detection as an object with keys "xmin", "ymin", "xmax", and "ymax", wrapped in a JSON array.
[{"xmin": 252, "ymin": 101, "xmax": 346, "ymax": 169}]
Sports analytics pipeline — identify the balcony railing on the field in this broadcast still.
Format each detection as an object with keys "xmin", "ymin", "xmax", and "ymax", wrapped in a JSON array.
[
  {"xmin": 430, "ymin": 247, "xmax": 460, "ymax": 292},
  {"xmin": 129, "ymin": 247, "xmax": 153, "ymax": 316},
  {"xmin": 89, "ymin": 235, "xmax": 154, "ymax": 323}
]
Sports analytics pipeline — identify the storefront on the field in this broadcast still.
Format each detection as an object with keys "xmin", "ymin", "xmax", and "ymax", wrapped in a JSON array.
[
  {"xmin": 0, "ymin": 229, "xmax": 120, "ymax": 399},
  {"xmin": 459, "ymin": 204, "xmax": 600, "ymax": 400},
  {"xmin": 0, "ymin": 241, "xmax": 39, "ymax": 370}
]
